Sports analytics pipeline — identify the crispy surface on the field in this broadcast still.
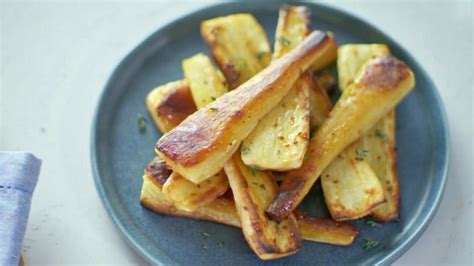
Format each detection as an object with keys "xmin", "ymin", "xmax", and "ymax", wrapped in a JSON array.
[
  {"xmin": 310, "ymin": 32, "xmax": 337, "ymax": 72},
  {"xmin": 141, "ymin": 172, "xmax": 357, "ymax": 246},
  {"xmin": 321, "ymin": 144, "xmax": 386, "ymax": 221},
  {"xmin": 162, "ymin": 171, "xmax": 229, "ymax": 212},
  {"xmin": 241, "ymin": 6, "xmax": 312, "ymax": 171},
  {"xmin": 241, "ymin": 75, "xmax": 311, "ymax": 170},
  {"xmin": 201, "ymin": 14, "xmax": 271, "ymax": 88},
  {"xmin": 338, "ymin": 44, "xmax": 399, "ymax": 221},
  {"xmin": 182, "ymin": 53, "xmax": 228, "ymax": 108},
  {"xmin": 224, "ymin": 154, "xmax": 301, "ymax": 260},
  {"xmin": 273, "ymin": 5, "xmax": 311, "ymax": 59},
  {"xmin": 156, "ymin": 31, "xmax": 334, "ymax": 183},
  {"xmin": 308, "ymin": 77, "xmax": 332, "ymax": 128},
  {"xmin": 141, "ymin": 175, "xmax": 240, "ymax": 227},
  {"xmin": 267, "ymin": 55, "xmax": 415, "ymax": 219},
  {"xmin": 295, "ymin": 211, "xmax": 358, "ymax": 246},
  {"xmin": 338, "ymin": 44, "xmax": 390, "ymax": 91},
  {"xmin": 146, "ymin": 80, "xmax": 197, "ymax": 133},
  {"xmin": 362, "ymin": 111, "xmax": 400, "ymax": 221}
]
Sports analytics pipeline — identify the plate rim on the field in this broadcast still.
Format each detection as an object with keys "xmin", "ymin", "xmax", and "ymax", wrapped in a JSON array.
[{"xmin": 90, "ymin": 1, "xmax": 450, "ymax": 265}]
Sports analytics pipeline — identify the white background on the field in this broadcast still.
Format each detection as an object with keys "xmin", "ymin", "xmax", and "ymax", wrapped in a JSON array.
[{"xmin": 1, "ymin": 0, "xmax": 472, "ymax": 264}]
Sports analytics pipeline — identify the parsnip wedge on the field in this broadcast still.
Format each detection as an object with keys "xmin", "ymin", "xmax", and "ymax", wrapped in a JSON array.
[
  {"xmin": 294, "ymin": 211, "xmax": 358, "ymax": 246},
  {"xmin": 201, "ymin": 14, "xmax": 272, "ymax": 88},
  {"xmin": 241, "ymin": 5, "xmax": 312, "ymax": 170},
  {"xmin": 321, "ymin": 144, "xmax": 386, "ymax": 221},
  {"xmin": 162, "ymin": 171, "xmax": 228, "ymax": 212},
  {"xmin": 267, "ymin": 55, "xmax": 415, "ymax": 219},
  {"xmin": 307, "ymin": 67, "xmax": 386, "ymax": 221},
  {"xmin": 156, "ymin": 31, "xmax": 335, "ymax": 183},
  {"xmin": 141, "ymin": 162, "xmax": 239, "ymax": 227},
  {"xmin": 338, "ymin": 44, "xmax": 390, "ymax": 91},
  {"xmin": 161, "ymin": 53, "xmax": 230, "ymax": 211},
  {"xmin": 338, "ymin": 44, "xmax": 399, "ymax": 222},
  {"xmin": 224, "ymin": 154, "xmax": 301, "ymax": 260},
  {"xmin": 182, "ymin": 53, "xmax": 228, "ymax": 108},
  {"xmin": 146, "ymin": 80, "xmax": 196, "ymax": 133},
  {"xmin": 141, "ymin": 168, "xmax": 358, "ymax": 246},
  {"xmin": 308, "ymin": 78, "xmax": 332, "ymax": 128}
]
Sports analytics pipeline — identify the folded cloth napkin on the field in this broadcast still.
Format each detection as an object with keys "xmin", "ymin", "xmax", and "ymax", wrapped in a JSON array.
[{"xmin": 0, "ymin": 152, "xmax": 41, "ymax": 266}]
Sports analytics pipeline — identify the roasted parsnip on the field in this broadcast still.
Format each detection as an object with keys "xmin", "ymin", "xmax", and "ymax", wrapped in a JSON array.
[
  {"xmin": 321, "ymin": 143, "xmax": 386, "ymax": 221},
  {"xmin": 242, "ymin": 5, "xmax": 313, "ymax": 170},
  {"xmin": 201, "ymin": 14, "xmax": 272, "ymax": 88},
  {"xmin": 307, "ymin": 67, "xmax": 386, "ymax": 221},
  {"xmin": 156, "ymin": 31, "xmax": 335, "ymax": 183},
  {"xmin": 145, "ymin": 80, "xmax": 196, "ymax": 133},
  {"xmin": 267, "ymin": 55, "xmax": 415, "ymax": 219},
  {"xmin": 161, "ymin": 54, "xmax": 230, "ymax": 211},
  {"xmin": 182, "ymin": 53, "xmax": 228, "ymax": 108},
  {"xmin": 141, "ymin": 160, "xmax": 358, "ymax": 246},
  {"xmin": 224, "ymin": 154, "xmax": 302, "ymax": 259},
  {"xmin": 338, "ymin": 44, "xmax": 399, "ymax": 221}
]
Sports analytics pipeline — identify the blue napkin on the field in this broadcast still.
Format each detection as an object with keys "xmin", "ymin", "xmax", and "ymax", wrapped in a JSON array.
[{"xmin": 0, "ymin": 152, "xmax": 41, "ymax": 266}]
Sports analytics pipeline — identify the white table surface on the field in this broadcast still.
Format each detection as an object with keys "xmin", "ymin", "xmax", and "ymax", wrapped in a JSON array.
[{"xmin": 1, "ymin": 0, "xmax": 472, "ymax": 265}]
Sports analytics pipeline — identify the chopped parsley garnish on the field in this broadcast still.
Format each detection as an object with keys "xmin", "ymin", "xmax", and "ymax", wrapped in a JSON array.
[
  {"xmin": 217, "ymin": 241, "xmax": 225, "ymax": 247},
  {"xmin": 256, "ymin": 51, "xmax": 267, "ymax": 59},
  {"xmin": 362, "ymin": 238, "xmax": 380, "ymax": 250},
  {"xmin": 209, "ymin": 107, "xmax": 218, "ymax": 112},
  {"xmin": 241, "ymin": 145, "xmax": 251, "ymax": 155},
  {"xmin": 137, "ymin": 113, "xmax": 147, "ymax": 133},
  {"xmin": 356, "ymin": 148, "xmax": 369, "ymax": 159},
  {"xmin": 250, "ymin": 166, "xmax": 259, "ymax": 176},
  {"xmin": 279, "ymin": 36, "xmax": 291, "ymax": 46},
  {"xmin": 210, "ymin": 96, "xmax": 217, "ymax": 101},
  {"xmin": 375, "ymin": 129, "xmax": 387, "ymax": 139},
  {"xmin": 364, "ymin": 217, "xmax": 380, "ymax": 227},
  {"xmin": 203, "ymin": 244, "xmax": 208, "ymax": 250},
  {"xmin": 202, "ymin": 232, "xmax": 210, "ymax": 238}
]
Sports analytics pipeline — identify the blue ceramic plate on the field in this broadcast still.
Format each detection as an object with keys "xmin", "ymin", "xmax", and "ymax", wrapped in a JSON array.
[{"xmin": 91, "ymin": 2, "xmax": 449, "ymax": 265}]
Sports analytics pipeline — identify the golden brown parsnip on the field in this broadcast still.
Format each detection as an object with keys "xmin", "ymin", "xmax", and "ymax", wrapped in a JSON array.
[
  {"xmin": 162, "ymin": 171, "xmax": 228, "ymax": 212},
  {"xmin": 145, "ymin": 80, "xmax": 196, "ymax": 133},
  {"xmin": 321, "ymin": 143, "xmax": 386, "ymax": 221},
  {"xmin": 338, "ymin": 44, "xmax": 399, "ymax": 221},
  {"xmin": 224, "ymin": 154, "xmax": 301, "ymax": 260},
  {"xmin": 338, "ymin": 44, "xmax": 390, "ymax": 91},
  {"xmin": 294, "ymin": 211, "xmax": 358, "ymax": 246},
  {"xmin": 156, "ymin": 31, "xmax": 335, "ymax": 183},
  {"xmin": 182, "ymin": 53, "xmax": 228, "ymax": 108},
  {"xmin": 267, "ymin": 55, "xmax": 415, "ymax": 220},
  {"xmin": 201, "ymin": 14, "xmax": 271, "ymax": 88},
  {"xmin": 141, "ymin": 169, "xmax": 358, "ymax": 246},
  {"xmin": 241, "ymin": 5, "xmax": 312, "ymax": 170}
]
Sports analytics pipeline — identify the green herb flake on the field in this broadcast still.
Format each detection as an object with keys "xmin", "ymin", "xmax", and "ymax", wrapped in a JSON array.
[
  {"xmin": 210, "ymin": 96, "xmax": 217, "ymax": 101},
  {"xmin": 217, "ymin": 241, "xmax": 225, "ymax": 247},
  {"xmin": 250, "ymin": 166, "xmax": 259, "ymax": 176},
  {"xmin": 209, "ymin": 107, "xmax": 219, "ymax": 112},
  {"xmin": 356, "ymin": 148, "xmax": 369, "ymax": 159},
  {"xmin": 203, "ymin": 244, "xmax": 208, "ymax": 250},
  {"xmin": 375, "ymin": 129, "xmax": 387, "ymax": 139},
  {"xmin": 256, "ymin": 51, "xmax": 267, "ymax": 59},
  {"xmin": 137, "ymin": 113, "xmax": 147, "ymax": 133},
  {"xmin": 241, "ymin": 145, "xmax": 251, "ymax": 155},
  {"xmin": 279, "ymin": 36, "xmax": 291, "ymax": 46},
  {"xmin": 362, "ymin": 238, "xmax": 380, "ymax": 250},
  {"xmin": 364, "ymin": 217, "xmax": 380, "ymax": 227},
  {"xmin": 202, "ymin": 232, "xmax": 210, "ymax": 238}
]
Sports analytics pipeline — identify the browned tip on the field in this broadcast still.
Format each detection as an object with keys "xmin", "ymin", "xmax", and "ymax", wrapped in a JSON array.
[
  {"xmin": 145, "ymin": 157, "xmax": 172, "ymax": 186},
  {"xmin": 356, "ymin": 55, "xmax": 412, "ymax": 91}
]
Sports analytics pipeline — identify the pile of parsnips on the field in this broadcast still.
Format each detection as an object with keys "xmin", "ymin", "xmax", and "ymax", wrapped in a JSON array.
[{"xmin": 139, "ymin": 5, "xmax": 415, "ymax": 260}]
